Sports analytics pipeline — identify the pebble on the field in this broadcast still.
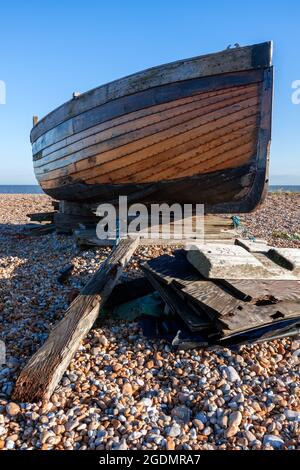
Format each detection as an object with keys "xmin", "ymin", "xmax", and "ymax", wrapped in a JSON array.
[
  {"xmin": 98, "ymin": 335, "xmax": 108, "ymax": 347},
  {"xmin": 138, "ymin": 398, "xmax": 152, "ymax": 408},
  {"xmin": 6, "ymin": 402, "xmax": 21, "ymax": 416},
  {"xmin": 166, "ymin": 423, "xmax": 181, "ymax": 437},
  {"xmin": 225, "ymin": 411, "xmax": 242, "ymax": 438},
  {"xmin": 224, "ymin": 366, "xmax": 241, "ymax": 383},
  {"xmin": 5, "ymin": 440, "xmax": 15, "ymax": 449},
  {"xmin": 202, "ymin": 426, "xmax": 212, "ymax": 436},
  {"xmin": 65, "ymin": 419, "xmax": 79, "ymax": 432},
  {"xmin": 166, "ymin": 437, "xmax": 175, "ymax": 450},
  {"xmin": 244, "ymin": 430, "xmax": 257, "ymax": 444},
  {"xmin": 263, "ymin": 435, "xmax": 285, "ymax": 449},
  {"xmin": 195, "ymin": 412, "xmax": 207, "ymax": 424},
  {"xmin": 122, "ymin": 383, "xmax": 133, "ymax": 396},
  {"xmin": 192, "ymin": 419, "xmax": 205, "ymax": 431},
  {"xmin": 171, "ymin": 406, "xmax": 191, "ymax": 424},
  {"xmin": 114, "ymin": 439, "xmax": 128, "ymax": 450},
  {"xmin": 284, "ymin": 409, "xmax": 300, "ymax": 422}
]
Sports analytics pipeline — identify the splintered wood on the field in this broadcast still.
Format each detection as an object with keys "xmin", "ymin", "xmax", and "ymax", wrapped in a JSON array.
[{"xmin": 13, "ymin": 238, "xmax": 139, "ymax": 403}]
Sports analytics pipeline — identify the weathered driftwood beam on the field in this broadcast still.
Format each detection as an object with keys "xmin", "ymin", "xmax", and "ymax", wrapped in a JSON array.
[{"xmin": 13, "ymin": 238, "xmax": 139, "ymax": 403}]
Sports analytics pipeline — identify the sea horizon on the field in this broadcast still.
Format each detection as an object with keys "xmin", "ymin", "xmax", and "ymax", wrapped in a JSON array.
[{"xmin": 0, "ymin": 184, "xmax": 300, "ymax": 195}]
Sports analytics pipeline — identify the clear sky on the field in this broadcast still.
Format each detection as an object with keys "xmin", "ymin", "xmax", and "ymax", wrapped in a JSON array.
[{"xmin": 0, "ymin": 0, "xmax": 299, "ymax": 184}]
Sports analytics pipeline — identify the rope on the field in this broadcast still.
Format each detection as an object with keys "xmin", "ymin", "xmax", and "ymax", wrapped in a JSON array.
[{"xmin": 231, "ymin": 215, "xmax": 256, "ymax": 241}]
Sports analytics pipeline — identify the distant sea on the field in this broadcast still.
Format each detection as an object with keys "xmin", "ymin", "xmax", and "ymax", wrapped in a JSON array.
[
  {"xmin": 0, "ymin": 185, "xmax": 299, "ymax": 194},
  {"xmin": 0, "ymin": 185, "xmax": 43, "ymax": 194},
  {"xmin": 269, "ymin": 185, "xmax": 300, "ymax": 193}
]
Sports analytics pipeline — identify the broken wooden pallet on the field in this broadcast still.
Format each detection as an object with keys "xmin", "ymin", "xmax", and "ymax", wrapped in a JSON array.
[
  {"xmin": 142, "ymin": 250, "xmax": 300, "ymax": 338},
  {"xmin": 13, "ymin": 238, "xmax": 139, "ymax": 402}
]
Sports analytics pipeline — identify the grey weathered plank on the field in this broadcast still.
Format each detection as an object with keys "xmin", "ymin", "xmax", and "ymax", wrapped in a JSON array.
[
  {"xmin": 219, "ymin": 301, "xmax": 300, "ymax": 335},
  {"xmin": 187, "ymin": 243, "xmax": 300, "ymax": 280},
  {"xmin": 219, "ymin": 279, "xmax": 300, "ymax": 302},
  {"xmin": 142, "ymin": 251, "xmax": 200, "ymax": 287},
  {"xmin": 186, "ymin": 243, "xmax": 268, "ymax": 279},
  {"xmin": 181, "ymin": 281, "xmax": 241, "ymax": 316},
  {"xmin": 143, "ymin": 252, "xmax": 242, "ymax": 317},
  {"xmin": 143, "ymin": 271, "xmax": 211, "ymax": 332},
  {"xmin": 12, "ymin": 238, "xmax": 139, "ymax": 402}
]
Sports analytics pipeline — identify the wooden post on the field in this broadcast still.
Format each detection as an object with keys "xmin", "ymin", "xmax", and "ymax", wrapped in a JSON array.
[{"xmin": 13, "ymin": 238, "xmax": 139, "ymax": 403}]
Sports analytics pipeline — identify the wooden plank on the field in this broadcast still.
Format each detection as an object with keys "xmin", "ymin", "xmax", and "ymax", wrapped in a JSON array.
[
  {"xmin": 31, "ymin": 44, "xmax": 270, "ymax": 142},
  {"xmin": 187, "ymin": 243, "xmax": 267, "ymax": 279},
  {"xmin": 187, "ymin": 243, "xmax": 300, "ymax": 280},
  {"xmin": 180, "ymin": 281, "xmax": 241, "ymax": 316},
  {"xmin": 57, "ymin": 264, "xmax": 74, "ymax": 284},
  {"xmin": 103, "ymin": 117, "xmax": 258, "ymax": 183},
  {"xmin": 142, "ymin": 250, "xmax": 200, "ymax": 287},
  {"xmin": 35, "ymin": 87, "xmax": 257, "ymax": 165},
  {"xmin": 12, "ymin": 238, "xmax": 140, "ymax": 403},
  {"xmin": 178, "ymin": 280, "xmax": 300, "ymax": 335},
  {"xmin": 75, "ymin": 231, "xmax": 235, "ymax": 248},
  {"xmin": 59, "ymin": 201, "xmax": 95, "ymax": 216},
  {"xmin": 139, "ymin": 138, "xmax": 256, "ymax": 183},
  {"xmin": 54, "ymin": 213, "xmax": 99, "ymax": 233},
  {"xmin": 219, "ymin": 279, "xmax": 300, "ymax": 302},
  {"xmin": 24, "ymin": 223, "xmax": 56, "ymax": 236},
  {"xmin": 143, "ymin": 250, "xmax": 300, "ymax": 336},
  {"xmin": 35, "ymin": 91, "xmax": 259, "ymax": 178},
  {"xmin": 40, "ymin": 163, "xmax": 254, "ymax": 210},
  {"xmin": 218, "ymin": 301, "xmax": 300, "ymax": 335},
  {"xmin": 143, "ymin": 271, "xmax": 211, "ymax": 332},
  {"xmin": 255, "ymin": 252, "xmax": 300, "ymax": 280},
  {"xmin": 27, "ymin": 212, "xmax": 55, "ymax": 222}
]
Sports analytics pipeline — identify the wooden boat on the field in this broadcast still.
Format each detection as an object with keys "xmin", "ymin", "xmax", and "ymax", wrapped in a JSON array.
[{"xmin": 32, "ymin": 42, "xmax": 273, "ymax": 212}]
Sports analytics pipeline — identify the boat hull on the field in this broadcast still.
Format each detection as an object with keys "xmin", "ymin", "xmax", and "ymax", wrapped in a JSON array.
[{"xmin": 32, "ymin": 43, "xmax": 273, "ymax": 212}]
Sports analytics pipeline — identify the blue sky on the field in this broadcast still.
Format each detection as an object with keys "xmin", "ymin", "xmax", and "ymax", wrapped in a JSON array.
[{"xmin": 0, "ymin": 0, "xmax": 299, "ymax": 184}]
